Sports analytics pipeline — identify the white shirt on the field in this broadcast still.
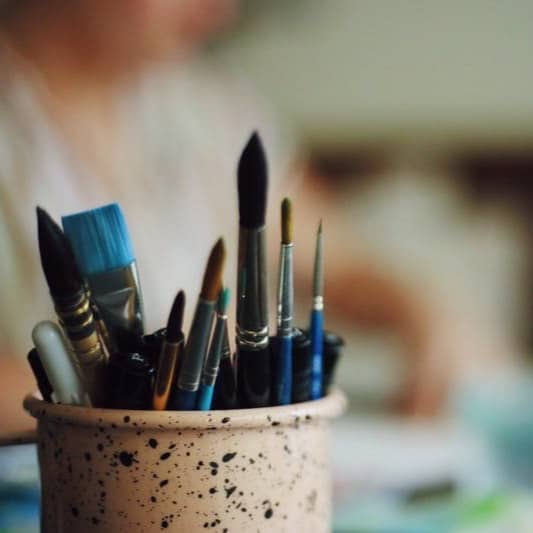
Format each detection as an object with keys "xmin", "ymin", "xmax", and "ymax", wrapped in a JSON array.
[{"xmin": 0, "ymin": 54, "xmax": 292, "ymax": 357}]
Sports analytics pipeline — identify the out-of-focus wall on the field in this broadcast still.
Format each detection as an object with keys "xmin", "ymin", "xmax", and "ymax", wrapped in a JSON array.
[{"xmin": 216, "ymin": 0, "xmax": 533, "ymax": 150}]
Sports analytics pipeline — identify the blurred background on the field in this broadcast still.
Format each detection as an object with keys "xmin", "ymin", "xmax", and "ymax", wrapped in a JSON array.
[
  {"xmin": 1, "ymin": 0, "xmax": 533, "ymax": 531},
  {"xmin": 210, "ymin": 3, "xmax": 533, "ymax": 530}
]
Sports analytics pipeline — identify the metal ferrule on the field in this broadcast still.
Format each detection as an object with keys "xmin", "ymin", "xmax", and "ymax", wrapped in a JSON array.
[
  {"xmin": 55, "ymin": 291, "xmax": 105, "ymax": 366},
  {"xmin": 277, "ymin": 243, "xmax": 294, "ymax": 338},
  {"xmin": 221, "ymin": 323, "xmax": 232, "ymax": 360},
  {"xmin": 237, "ymin": 226, "xmax": 269, "ymax": 350},
  {"xmin": 312, "ymin": 295, "xmax": 324, "ymax": 312},
  {"xmin": 202, "ymin": 314, "xmax": 227, "ymax": 387},
  {"xmin": 88, "ymin": 262, "xmax": 145, "ymax": 342},
  {"xmin": 178, "ymin": 297, "xmax": 215, "ymax": 392}
]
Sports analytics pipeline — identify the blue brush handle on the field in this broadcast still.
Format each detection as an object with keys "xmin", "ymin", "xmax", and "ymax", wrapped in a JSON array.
[
  {"xmin": 275, "ymin": 336, "xmax": 293, "ymax": 405},
  {"xmin": 175, "ymin": 388, "xmax": 197, "ymax": 410},
  {"xmin": 197, "ymin": 384, "xmax": 215, "ymax": 411},
  {"xmin": 309, "ymin": 309, "xmax": 324, "ymax": 400}
]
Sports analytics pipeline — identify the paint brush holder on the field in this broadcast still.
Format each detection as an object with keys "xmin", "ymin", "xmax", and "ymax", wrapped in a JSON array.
[{"xmin": 24, "ymin": 389, "xmax": 346, "ymax": 532}]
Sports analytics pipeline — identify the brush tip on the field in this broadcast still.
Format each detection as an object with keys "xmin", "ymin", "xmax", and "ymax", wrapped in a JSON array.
[
  {"xmin": 217, "ymin": 287, "xmax": 231, "ymax": 314},
  {"xmin": 238, "ymin": 131, "xmax": 268, "ymax": 228},
  {"xmin": 281, "ymin": 197, "xmax": 293, "ymax": 244},
  {"xmin": 318, "ymin": 219, "xmax": 323, "ymax": 234},
  {"xmin": 37, "ymin": 206, "xmax": 83, "ymax": 297},
  {"xmin": 201, "ymin": 238, "xmax": 226, "ymax": 301},
  {"xmin": 166, "ymin": 290, "xmax": 186, "ymax": 342},
  {"xmin": 62, "ymin": 202, "xmax": 134, "ymax": 275}
]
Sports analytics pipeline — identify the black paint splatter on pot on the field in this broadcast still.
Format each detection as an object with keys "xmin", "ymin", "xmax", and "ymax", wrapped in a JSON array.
[
  {"xmin": 224, "ymin": 486, "xmax": 236, "ymax": 498},
  {"xmin": 118, "ymin": 451, "xmax": 136, "ymax": 467}
]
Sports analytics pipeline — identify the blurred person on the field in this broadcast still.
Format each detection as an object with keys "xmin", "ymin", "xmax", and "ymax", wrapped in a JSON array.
[
  {"xmin": 0, "ymin": 0, "xmax": 474, "ymax": 438},
  {"xmin": 0, "ymin": 0, "xmax": 297, "ymax": 434}
]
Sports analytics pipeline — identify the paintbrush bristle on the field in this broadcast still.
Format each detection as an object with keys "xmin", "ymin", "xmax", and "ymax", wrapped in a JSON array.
[
  {"xmin": 313, "ymin": 220, "xmax": 323, "ymax": 298},
  {"xmin": 201, "ymin": 238, "xmax": 226, "ymax": 301},
  {"xmin": 62, "ymin": 203, "xmax": 135, "ymax": 276},
  {"xmin": 281, "ymin": 197, "xmax": 292, "ymax": 244},
  {"xmin": 166, "ymin": 290, "xmax": 185, "ymax": 343},
  {"xmin": 237, "ymin": 131, "xmax": 268, "ymax": 229},
  {"xmin": 37, "ymin": 206, "xmax": 84, "ymax": 298},
  {"xmin": 217, "ymin": 287, "xmax": 231, "ymax": 315}
]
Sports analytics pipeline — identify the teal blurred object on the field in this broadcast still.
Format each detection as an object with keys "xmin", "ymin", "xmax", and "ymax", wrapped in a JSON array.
[
  {"xmin": 0, "ymin": 445, "xmax": 40, "ymax": 533},
  {"xmin": 455, "ymin": 372, "xmax": 533, "ymax": 487}
]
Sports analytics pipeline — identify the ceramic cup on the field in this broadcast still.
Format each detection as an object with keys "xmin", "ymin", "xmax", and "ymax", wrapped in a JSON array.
[{"xmin": 24, "ymin": 390, "xmax": 346, "ymax": 533}]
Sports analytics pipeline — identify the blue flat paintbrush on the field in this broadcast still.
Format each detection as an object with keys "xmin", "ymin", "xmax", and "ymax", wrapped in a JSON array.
[{"xmin": 62, "ymin": 203, "xmax": 145, "ymax": 350}]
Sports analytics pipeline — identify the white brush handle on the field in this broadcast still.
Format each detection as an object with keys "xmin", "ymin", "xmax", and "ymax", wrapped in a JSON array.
[{"xmin": 32, "ymin": 321, "xmax": 92, "ymax": 407}]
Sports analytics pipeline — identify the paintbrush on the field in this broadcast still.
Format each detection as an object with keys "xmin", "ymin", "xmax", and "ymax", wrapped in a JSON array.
[
  {"xmin": 62, "ymin": 203, "xmax": 145, "ymax": 351},
  {"xmin": 236, "ymin": 132, "xmax": 271, "ymax": 408},
  {"xmin": 153, "ymin": 290, "xmax": 185, "ymax": 410},
  {"xmin": 272, "ymin": 198, "xmax": 294, "ymax": 405},
  {"xmin": 197, "ymin": 287, "xmax": 230, "ymax": 410},
  {"xmin": 37, "ymin": 207, "xmax": 107, "ymax": 406},
  {"xmin": 212, "ymin": 324, "xmax": 237, "ymax": 410},
  {"xmin": 171, "ymin": 238, "xmax": 226, "ymax": 410},
  {"xmin": 309, "ymin": 220, "xmax": 324, "ymax": 400}
]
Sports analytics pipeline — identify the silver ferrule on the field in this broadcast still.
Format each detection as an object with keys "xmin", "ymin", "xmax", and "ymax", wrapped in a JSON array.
[
  {"xmin": 236, "ymin": 226, "xmax": 269, "ymax": 350},
  {"xmin": 221, "ymin": 328, "xmax": 232, "ymax": 360},
  {"xmin": 202, "ymin": 314, "xmax": 227, "ymax": 386},
  {"xmin": 312, "ymin": 295, "xmax": 324, "ymax": 311},
  {"xmin": 178, "ymin": 297, "xmax": 215, "ymax": 392},
  {"xmin": 88, "ymin": 262, "xmax": 145, "ymax": 342},
  {"xmin": 277, "ymin": 243, "xmax": 294, "ymax": 337}
]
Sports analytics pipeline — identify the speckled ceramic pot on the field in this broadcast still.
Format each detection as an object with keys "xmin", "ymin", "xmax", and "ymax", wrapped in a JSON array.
[{"xmin": 24, "ymin": 390, "xmax": 346, "ymax": 533}]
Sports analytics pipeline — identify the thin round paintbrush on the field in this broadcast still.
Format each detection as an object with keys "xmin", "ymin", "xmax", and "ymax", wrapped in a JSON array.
[
  {"xmin": 36, "ymin": 207, "xmax": 107, "ymax": 406},
  {"xmin": 171, "ymin": 238, "xmax": 226, "ymax": 410},
  {"xmin": 236, "ymin": 132, "xmax": 271, "ymax": 408},
  {"xmin": 309, "ymin": 220, "xmax": 324, "ymax": 400},
  {"xmin": 273, "ymin": 198, "xmax": 294, "ymax": 405},
  {"xmin": 153, "ymin": 290, "xmax": 185, "ymax": 410},
  {"xmin": 197, "ymin": 287, "xmax": 230, "ymax": 410},
  {"xmin": 212, "ymin": 323, "xmax": 237, "ymax": 410}
]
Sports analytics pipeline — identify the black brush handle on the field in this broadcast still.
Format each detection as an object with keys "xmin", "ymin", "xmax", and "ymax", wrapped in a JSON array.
[
  {"xmin": 291, "ymin": 329, "xmax": 312, "ymax": 404},
  {"xmin": 212, "ymin": 356, "xmax": 238, "ymax": 410},
  {"xmin": 322, "ymin": 331, "xmax": 344, "ymax": 395},
  {"xmin": 237, "ymin": 346, "xmax": 271, "ymax": 408},
  {"xmin": 27, "ymin": 348, "xmax": 54, "ymax": 403}
]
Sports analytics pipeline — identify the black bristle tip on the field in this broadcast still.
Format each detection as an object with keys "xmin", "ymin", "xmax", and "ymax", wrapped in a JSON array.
[
  {"xmin": 238, "ymin": 131, "xmax": 268, "ymax": 228},
  {"xmin": 36, "ymin": 206, "xmax": 83, "ymax": 299},
  {"xmin": 166, "ymin": 290, "xmax": 185, "ymax": 343}
]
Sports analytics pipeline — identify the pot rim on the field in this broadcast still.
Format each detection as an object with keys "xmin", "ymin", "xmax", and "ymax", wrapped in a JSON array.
[{"xmin": 23, "ymin": 389, "xmax": 347, "ymax": 430}]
